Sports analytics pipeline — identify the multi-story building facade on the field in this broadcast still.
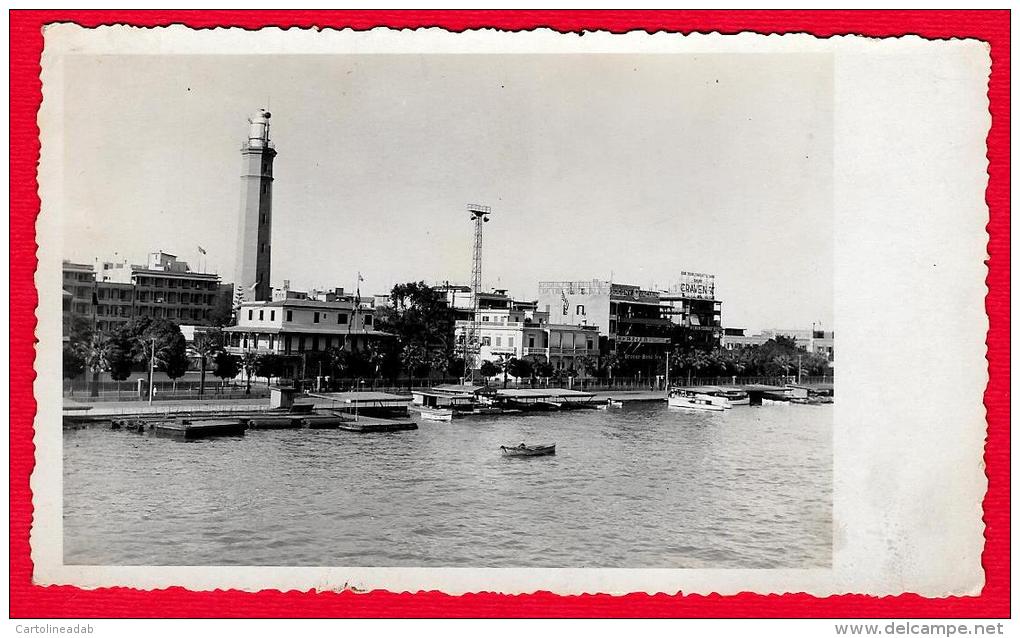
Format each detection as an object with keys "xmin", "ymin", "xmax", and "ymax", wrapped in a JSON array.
[
  {"xmin": 446, "ymin": 287, "xmax": 597, "ymax": 374},
  {"xmin": 537, "ymin": 279, "xmax": 671, "ymax": 375},
  {"xmin": 660, "ymin": 271, "xmax": 723, "ymax": 349},
  {"xmin": 223, "ymin": 298, "xmax": 391, "ymax": 378},
  {"xmin": 63, "ymin": 252, "xmax": 226, "ymax": 335}
]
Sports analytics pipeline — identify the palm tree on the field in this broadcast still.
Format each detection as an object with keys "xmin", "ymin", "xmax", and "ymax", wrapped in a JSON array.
[
  {"xmin": 192, "ymin": 329, "xmax": 223, "ymax": 397},
  {"xmin": 80, "ymin": 331, "xmax": 112, "ymax": 397}
]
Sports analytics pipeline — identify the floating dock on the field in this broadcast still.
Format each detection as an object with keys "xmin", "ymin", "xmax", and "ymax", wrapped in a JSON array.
[
  {"xmin": 336, "ymin": 415, "xmax": 418, "ymax": 433},
  {"xmin": 245, "ymin": 415, "xmax": 303, "ymax": 429},
  {"xmin": 308, "ymin": 391, "xmax": 413, "ymax": 418},
  {"xmin": 152, "ymin": 419, "xmax": 246, "ymax": 440},
  {"xmin": 300, "ymin": 414, "xmax": 343, "ymax": 429}
]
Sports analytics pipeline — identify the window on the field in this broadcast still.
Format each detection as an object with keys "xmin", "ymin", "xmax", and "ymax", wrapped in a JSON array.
[
  {"xmin": 259, "ymin": 310, "xmax": 264, "ymax": 321},
  {"xmin": 576, "ymin": 304, "xmax": 585, "ymax": 316},
  {"xmin": 313, "ymin": 312, "xmax": 320, "ymax": 323},
  {"xmin": 248, "ymin": 309, "xmax": 253, "ymax": 320},
  {"xmin": 495, "ymin": 337, "xmax": 502, "ymax": 347},
  {"xmin": 509, "ymin": 337, "xmax": 514, "ymax": 348},
  {"xmin": 298, "ymin": 336, "xmax": 306, "ymax": 351},
  {"xmin": 286, "ymin": 310, "xmax": 293, "ymax": 322},
  {"xmin": 338, "ymin": 314, "xmax": 348, "ymax": 324},
  {"xmin": 587, "ymin": 339, "xmax": 594, "ymax": 350},
  {"xmin": 312, "ymin": 336, "xmax": 319, "ymax": 351},
  {"xmin": 364, "ymin": 315, "xmax": 372, "ymax": 327},
  {"xmin": 270, "ymin": 311, "xmax": 275, "ymax": 321},
  {"xmin": 268, "ymin": 335, "xmax": 275, "ymax": 350},
  {"xmin": 482, "ymin": 336, "xmax": 491, "ymax": 346},
  {"xmin": 528, "ymin": 336, "xmax": 535, "ymax": 348}
]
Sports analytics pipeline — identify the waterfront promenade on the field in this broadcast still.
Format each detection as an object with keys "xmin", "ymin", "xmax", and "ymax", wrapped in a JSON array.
[{"xmin": 65, "ymin": 389, "xmax": 677, "ymax": 418}]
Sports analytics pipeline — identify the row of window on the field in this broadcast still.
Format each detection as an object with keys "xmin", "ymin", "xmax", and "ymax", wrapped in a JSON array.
[
  {"xmin": 135, "ymin": 277, "xmax": 218, "ymax": 290},
  {"xmin": 136, "ymin": 292, "xmax": 215, "ymax": 305},
  {"xmin": 63, "ymin": 272, "xmax": 94, "ymax": 282},
  {"xmin": 239, "ymin": 333, "xmax": 347, "ymax": 353},
  {"xmin": 246, "ymin": 308, "xmax": 374, "ymax": 327}
]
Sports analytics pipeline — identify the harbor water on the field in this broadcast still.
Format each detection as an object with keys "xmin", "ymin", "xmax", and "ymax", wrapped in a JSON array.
[{"xmin": 64, "ymin": 403, "xmax": 832, "ymax": 568}]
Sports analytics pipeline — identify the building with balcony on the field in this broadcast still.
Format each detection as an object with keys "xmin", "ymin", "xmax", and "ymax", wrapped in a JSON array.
[
  {"xmin": 63, "ymin": 253, "xmax": 229, "ymax": 335},
  {"xmin": 660, "ymin": 272, "xmax": 723, "ymax": 349},
  {"xmin": 537, "ymin": 279, "xmax": 672, "ymax": 375},
  {"xmin": 223, "ymin": 298, "xmax": 391, "ymax": 378},
  {"xmin": 449, "ymin": 287, "xmax": 596, "ymax": 374},
  {"xmin": 101, "ymin": 252, "xmax": 222, "ymax": 325}
]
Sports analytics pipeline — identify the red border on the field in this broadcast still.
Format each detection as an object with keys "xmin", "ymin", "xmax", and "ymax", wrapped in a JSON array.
[{"xmin": 10, "ymin": 10, "xmax": 1009, "ymax": 618}]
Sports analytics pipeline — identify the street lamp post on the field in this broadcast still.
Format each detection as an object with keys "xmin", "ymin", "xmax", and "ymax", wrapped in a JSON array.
[{"xmin": 147, "ymin": 336, "xmax": 155, "ymax": 405}]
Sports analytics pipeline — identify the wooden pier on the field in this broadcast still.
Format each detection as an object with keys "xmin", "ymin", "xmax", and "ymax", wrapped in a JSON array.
[
  {"xmin": 152, "ymin": 419, "xmax": 246, "ymax": 440},
  {"xmin": 336, "ymin": 415, "xmax": 418, "ymax": 433}
]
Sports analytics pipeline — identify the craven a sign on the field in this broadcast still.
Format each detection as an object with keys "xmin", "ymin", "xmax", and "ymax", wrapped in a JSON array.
[{"xmin": 673, "ymin": 271, "xmax": 716, "ymax": 300}]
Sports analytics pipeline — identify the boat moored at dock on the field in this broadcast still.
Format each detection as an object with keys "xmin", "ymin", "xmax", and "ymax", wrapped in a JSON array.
[{"xmin": 667, "ymin": 389, "xmax": 726, "ymax": 412}]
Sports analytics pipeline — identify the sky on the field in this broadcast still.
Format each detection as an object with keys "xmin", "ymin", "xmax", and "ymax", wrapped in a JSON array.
[{"xmin": 61, "ymin": 53, "xmax": 833, "ymax": 331}]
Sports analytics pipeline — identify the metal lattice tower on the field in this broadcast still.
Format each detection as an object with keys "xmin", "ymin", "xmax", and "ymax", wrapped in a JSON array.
[{"xmin": 465, "ymin": 204, "xmax": 492, "ymax": 381}]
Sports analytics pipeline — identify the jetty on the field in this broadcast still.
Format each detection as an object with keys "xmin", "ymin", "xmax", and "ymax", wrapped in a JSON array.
[
  {"xmin": 489, "ymin": 388, "xmax": 597, "ymax": 411},
  {"xmin": 337, "ymin": 415, "xmax": 418, "ymax": 433},
  {"xmin": 308, "ymin": 391, "xmax": 413, "ymax": 418},
  {"xmin": 152, "ymin": 419, "xmax": 246, "ymax": 440}
]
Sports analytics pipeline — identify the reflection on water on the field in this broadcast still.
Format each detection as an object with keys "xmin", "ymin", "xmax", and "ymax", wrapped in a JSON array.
[{"xmin": 64, "ymin": 403, "xmax": 831, "ymax": 568}]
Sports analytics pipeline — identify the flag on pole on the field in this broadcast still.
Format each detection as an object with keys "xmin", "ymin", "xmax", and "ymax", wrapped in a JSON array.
[
  {"xmin": 355, "ymin": 272, "xmax": 362, "ymax": 306},
  {"xmin": 249, "ymin": 279, "xmax": 260, "ymax": 291},
  {"xmin": 561, "ymin": 289, "xmax": 569, "ymax": 315},
  {"xmin": 197, "ymin": 246, "xmax": 207, "ymax": 255},
  {"xmin": 91, "ymin": 280, "xmax": 99, "ymax": 306}
]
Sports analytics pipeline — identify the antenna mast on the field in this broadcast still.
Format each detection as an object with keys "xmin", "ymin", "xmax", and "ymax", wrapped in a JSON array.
[{"xmin": 465, "ymin": 204, "xmax": 492, "ymax": 383}]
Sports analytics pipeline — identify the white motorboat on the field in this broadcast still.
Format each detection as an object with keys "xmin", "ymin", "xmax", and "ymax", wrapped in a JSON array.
[
  {"xmin": 418, "ymin": 407, "xmax": 454, "ymax": 422},
  {"xmin": 667, "ymin": 390, "xmax": 726, "ymax": 412},
  {"xmin": 697, "ymin": 386, "xmax": 747, "ymax": 407}
]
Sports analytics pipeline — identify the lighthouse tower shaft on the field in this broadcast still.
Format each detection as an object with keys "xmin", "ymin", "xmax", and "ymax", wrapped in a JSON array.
[{"xmin": 234, "ymin": 109, "xmax": 276, "ymax": 304}]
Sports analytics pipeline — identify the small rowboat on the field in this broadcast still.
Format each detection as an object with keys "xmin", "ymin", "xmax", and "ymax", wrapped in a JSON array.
[
  {"xmin": 607, "ymin": 399, "xmax": 625, "ymax": 408},
  {"xmin": 500, "ymin": 443, "xmax": 556, "ymax": 457}
]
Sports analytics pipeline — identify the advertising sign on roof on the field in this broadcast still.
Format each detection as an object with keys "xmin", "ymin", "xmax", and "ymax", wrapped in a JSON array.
[{"xmin": 673, "ymin": 272, "xmax": 716, "ymax": 300}]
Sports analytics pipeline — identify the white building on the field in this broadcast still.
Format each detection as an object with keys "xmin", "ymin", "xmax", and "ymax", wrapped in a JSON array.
[
  {"xmin": 451, "ymin": 291, "xmax": 599, "ymax": 375},
  {"xmin": 223, "ymin": 298, "xmax": 391, "ymax": 377}
]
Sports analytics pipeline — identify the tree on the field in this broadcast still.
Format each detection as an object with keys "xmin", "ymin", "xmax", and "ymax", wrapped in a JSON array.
[
  {"xmin": 495, "ymin": 354, "xmax": 515, "ymax": 388},
  {"xmin": 241, "ymin": 351, "xmax": 259, "ymax": 394},
  {"xmin": 62, "ymin": 345, "xmax": 86, "ymax": 381},
  {"xmin": 105, "ymin": 328, "xmax": 136, "ymax": 382},
  {"xmin": 254, "ymin": 354, "xmax": 286, "ymax": 386},
  {"xmin": 192, "ymin": 329, "xmax": 224, "ymax": 396},
  {"xmin": 400, "ymin": 343, "xmax": 430, "ymax": 378},
  {"xmin": 681, "ymin": 350, "xmax": 712, "ymax": 383},
  {"xmin": 212, "ymin": 351, "xmax": 241, "ymax": 385},
  {"xmin": 82, "ymin": 331, "xmax": 114, "ymax": 397},
  {"xmin": 117, "ymin": 317, "xmax": 189, "ymax": 394},
  {"xmin": 533, "ymin": 360, "xmax": 555, "ymax": 379},
  {"xmin": 479, "ymin": 360, "xmax": 500, "ymax": 382},
  {"xmin": 507, "ymin": 357, "xmax": 533, "ymax": 382},
  {"xmin": 381, "ymin": 281, "xmax": 457, "ymax": 377}
]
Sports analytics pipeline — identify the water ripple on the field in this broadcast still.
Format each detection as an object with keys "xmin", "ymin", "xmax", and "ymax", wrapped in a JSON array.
[{"xmin": 64, "ymin": 403, "xmax": 832, "ymax": 568}]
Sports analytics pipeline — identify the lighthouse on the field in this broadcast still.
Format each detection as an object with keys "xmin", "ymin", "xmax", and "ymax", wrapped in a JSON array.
[{"xmin": 234, "ymin": 108, "xmax": 276, "ymax": 303}]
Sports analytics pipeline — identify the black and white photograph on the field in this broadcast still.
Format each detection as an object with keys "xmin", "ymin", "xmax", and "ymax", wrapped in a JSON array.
[{"xmin": 36, "ymin": 26, "xmax": 987, "ymax": 596}]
